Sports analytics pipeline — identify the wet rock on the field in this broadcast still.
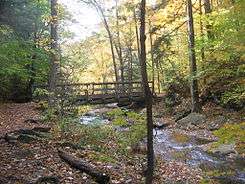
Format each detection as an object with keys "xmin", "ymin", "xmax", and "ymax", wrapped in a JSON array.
[
  {"xmin": 211, "ymin": 143, "xmax": 237, "ymax": 156},
  {"xmin": 114, "ymin": 126, "xmax": 130, "ymax": 132},
  {"xmin": 208, "ymin": 115, "xmax": 227, "ymax": 131},
  {"xmin": 194, "ymin": 137, "xmax": 216, "ymax": 145},
  {"xmin": 177, "ymin": 113, "xmax": 206, "ymax": 129},
  {"xmin": 211, "ymin": 175, "xmax": 245, "ymax": 184},
  {"xmin": 85, "ymin": 107, "xmax": 112, "ymax": 116},
  {"xmin": 153, "ymin": 119, "xmax": 170, "ymax": 129},
  {"xmin": 84, "ymin": 111, "xmax": 96, "ymax": 116},
  {"xmin": 172, "ymin": 98, "xmax": 192, "ymax": 119},
  {"xmin": 105, "ymin": 103, "xmax": 118, "ymax": 108},
  {"xmin": 173, "ymin": 110, "xmax": 191, "ymax": 122},
  {"xmin": 140, "ymin": 108, "xmax": 146, "ymax": 114}
]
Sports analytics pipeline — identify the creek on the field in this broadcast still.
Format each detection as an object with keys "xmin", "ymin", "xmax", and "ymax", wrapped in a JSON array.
[{"xmin": 80, "ymin": 106, "xmax": 245, "ymax": 183}]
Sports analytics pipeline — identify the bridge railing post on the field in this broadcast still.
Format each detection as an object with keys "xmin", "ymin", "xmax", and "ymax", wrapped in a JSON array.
[{"xmin": 92, "ymin": 83, "xmax": 95, "ymax": 95}]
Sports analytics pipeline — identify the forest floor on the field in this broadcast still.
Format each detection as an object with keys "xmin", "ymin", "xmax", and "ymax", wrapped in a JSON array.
[{"xmin": 0, "ymin": 101, "xmax": 244, "ymax": 184}]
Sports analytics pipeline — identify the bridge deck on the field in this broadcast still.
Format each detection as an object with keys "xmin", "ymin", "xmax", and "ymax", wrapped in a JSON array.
[{"xmin": 34, "ymin": 81, "xmax": 154, "ymax": 104}]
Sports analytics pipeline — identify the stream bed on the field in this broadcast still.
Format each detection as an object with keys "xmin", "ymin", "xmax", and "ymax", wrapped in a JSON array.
[
  {"xmin": 80, "ymin": 107, "xmax": 245, "ymax": 183},
  {"xmin": 154, "ymin": 129, "xmax": 245, "ymax": 183}
]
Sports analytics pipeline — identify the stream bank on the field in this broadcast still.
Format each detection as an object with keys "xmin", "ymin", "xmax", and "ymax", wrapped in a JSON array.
[{"xmin": 79, "ymin": 102, "xmax": 245, "ymax": 184}]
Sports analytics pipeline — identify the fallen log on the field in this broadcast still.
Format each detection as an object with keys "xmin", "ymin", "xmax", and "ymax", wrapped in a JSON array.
[
  {"xmin": 3, "ymin": 127, "xmax": 51, "ymax": 143},
  {"xmin": 24, "ymin": 118, "xmax": 40, "ymax": 124},
  {"xmin": 10, "ymin": 127, "xmax": 51, "ymax": 135},
  {"xmin": 58, "ymin": 149, "xmax": 110, "ymax": 184},
  {"xmin": 4, "ymin": 133, "xmax": 41, "ymax": 143},
  {"xmin": 59, "ymin": 142, "xmax": 85, "ymax": 150},
  {"xmin": 33, "ymin": 176, "xmax": 59, "ymax": 184}
]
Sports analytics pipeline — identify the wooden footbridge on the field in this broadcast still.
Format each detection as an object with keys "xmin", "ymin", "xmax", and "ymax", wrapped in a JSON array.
[{"xmin": 34, "ymin": 81, "xmax": 155, "ymax": 105}]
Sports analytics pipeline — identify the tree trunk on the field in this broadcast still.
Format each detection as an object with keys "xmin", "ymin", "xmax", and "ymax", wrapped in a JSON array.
[
  {"xmin": 187, "ymin": 0, "xmax": 201, "ymax": 112},
  {"xmin": 156, "ymin": 60, "xmax": 161, "ymax": 94},
  {"xmin": 199, "ymin": 0, "xmax": 206, "ymax": 86},
  {"xmin": 199, "ymin": 0, "xmax": 205, "ymax": 60},
  {"xmin": 94, "ymin": 3, "xmax": 119, "ymax": 83},
  {"xmin": 203, "ymin": 0, "xmax": 213, "ymax": 39},
  {"xmin": 127, "ymin": 24, "xmax": 134, "ymax": 94},
  {"xmin": 49, "ymin": 0, "xmax": 59, "ymax": 107},
  {"xmin": 139, "ymin": 0, "xmax": 154, "ymax": 183},
  {"xmin": 134, "ymin": 9, "xmax": 141, "ymax": 63},
  {"xmin": 115, "ymin": 0, "xmax": 124, "ymax": 84},
  {"xmin": 149, "ymin": 22, "xmax": 155, "ymax": 94}
]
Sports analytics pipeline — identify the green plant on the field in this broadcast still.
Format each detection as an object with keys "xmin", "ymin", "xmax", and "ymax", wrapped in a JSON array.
[
  {"xmin": 112, "ymin": 117, "xmax": 128, "ymax": 126},
  {"xmin": 33, "ymin": 88, "xmax": 49, "ymax": 99},
  {"xmin": 77, "ymin": 105, "xmax": 92, "ymax": 115},
  {"xmin": 89, "ymin": 152, "xmax": 117, "ymax": 163},
  {"xmin": 106, "ymin": 108, "xmax": 126, "ymax": 119},
  {"xmin": 42, "ymin": 108, "xmax": 57, "ymax": 122},
  {"xmin": 221, "ymin": 85, "xmax": 245, "ymax": 109},
  {"xmin": 212, "ymin": 122, "xmax": 245, "ymax": 153}
]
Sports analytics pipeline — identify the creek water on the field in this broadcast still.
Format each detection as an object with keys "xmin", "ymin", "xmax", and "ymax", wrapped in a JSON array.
[
  {"xmin": 154, "ymin": 129, "xmax": 245, "ymax": 182},
  {"xmin": 80, "ymin": 108, "xmax": 245, "ymax": 183}
]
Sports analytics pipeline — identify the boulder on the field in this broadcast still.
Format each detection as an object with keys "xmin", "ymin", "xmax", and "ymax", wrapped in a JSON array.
[
  {"xmin": 208, "ymin": 115, "xmax": 227, "ymax": 131},
  {"xmin": 153, "ymin": 119, "xmax": 170, "ymax": 129},
  {"xmin": 173, "ymin": 98, "xmax": 192, "ymax": 120},
  {"xmin": 211, "ymin": 143, "xmax": 237, "ymax": 156},
  {"xmin": 173, "ymin": 109, "xmax": 191, "ymax": 122},
  {"xmin": 177, "ymin": 113, "xmax": 206, "ymax": 129}
]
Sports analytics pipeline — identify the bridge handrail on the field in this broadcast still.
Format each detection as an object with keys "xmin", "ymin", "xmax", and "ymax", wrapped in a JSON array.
[{"xmin": 33, "ymin": 81, "xmax": 153, "ymax": 88}]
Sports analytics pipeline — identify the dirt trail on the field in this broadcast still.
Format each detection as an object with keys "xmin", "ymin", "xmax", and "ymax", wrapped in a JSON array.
[{"xmin": 0, "ymin": 103, "xmax": 94, "ymax": 184}]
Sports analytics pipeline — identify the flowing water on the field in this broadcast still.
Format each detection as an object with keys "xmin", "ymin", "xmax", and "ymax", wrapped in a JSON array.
[
  {"xmin": 80, "ymin": 115, "xmax": 109, "ymax": 125},
  {"xmin": 80, "ymin": 108, "xmax": 245, "ymax": 183}
]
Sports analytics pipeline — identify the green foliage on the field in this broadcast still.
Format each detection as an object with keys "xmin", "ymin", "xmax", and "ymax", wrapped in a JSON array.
[
  {"xmin": 33, "ymin": 88, "xmax": 49, "ymax": 99},
  {"xmin": 0, "ymin": 25, "xmax": 49, "ymax": 101},
  {"xmin": 58, "ymin": 117, "xmax": 78, "ymax": 132},
  {"xmin": 77, "ymin": 105, "xmax": 93, "ymax": 115},
  {"xmin": 112, "ymin": 117, "xmax": 128, "ymax": 126},
  {"xmin": 42, "ymin": 108, "xmax": 58, "ymax": 122},
  {"xmin": 221, "ymin": 85, "xmax": 245, "ymax": 108},
  {"xmin": 89, "ymin": 152, "xmax": 117, "ymax": 163},
  {"xmin": 213, "ymin": 122, "xmax": 245, "ymax": 153},
  {"xmin": 197, "ymin": 1, "xmax": 245, "ymax": 108},
  {"xmin": 0, "ymin": 0, "xmax": 50, "ymax": 39},
  {"xmin": 107, "ymin": 109, "xmax": 147, "ymax": 155},
  {"xmin": 106, "ymin": 108, "xmax": 127, "ymax": 118},
  {"xmin": 57, "ymin": 108, "xmax": 147, "ymax": 157},
  {"xmin": 127, "ymin": 111, "xmax": 143, "ymax": 121},
  {"xmin": 77, "ymin": 124, "xmax": 116, "ymax": 152}
]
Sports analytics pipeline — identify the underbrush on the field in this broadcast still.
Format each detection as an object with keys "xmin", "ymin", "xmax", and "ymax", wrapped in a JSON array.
[
  {"xmin": 212, "ymin": 122, "xmax": 245, "ymax": 153},
  {"xmin": 51, "ymin": 107, "xmax": 147, "ymax": 164}
]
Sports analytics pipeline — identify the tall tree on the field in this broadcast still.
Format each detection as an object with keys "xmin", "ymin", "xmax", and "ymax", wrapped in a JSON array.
[
  {"xmin": 49, "ymin": 0, "xmax": 59, "ymax": 107},
  {"xmin": 186, "ymin": 0, "xmax": 201, "ymax": 112},
  {"xmin": 199, "ymin": 0, "xmax": 206, "ymax": 85},
  {"xmin": 149, "ymin": 22, "xmax": 155, "ymax": 93},
  {"xmin": 139, "ymin": 0, "xmax": 154, "ymax": 183},
  {"xmin": 134, "ymin": 9, "xmax": 141, "ymax": 63},
  {"xmin": 115, "ymin": 0, "xmax": 124, "ymax": 83},
  {"xmin": 81, "ymin": 0, "xmax": 119, "ymax": 82},
  {"xmin": 203, "ymin": 0, "xmax": 213, "ymax": 39}
]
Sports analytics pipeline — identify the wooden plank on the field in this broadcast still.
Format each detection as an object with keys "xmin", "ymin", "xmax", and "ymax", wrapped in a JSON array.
[{"xmin": 33, "ymin": 81, "xmax": 155, "ymax": 105}]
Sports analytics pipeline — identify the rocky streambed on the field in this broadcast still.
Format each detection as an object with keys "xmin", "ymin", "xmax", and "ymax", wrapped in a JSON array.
[{"xmin": 79, "ymin": 105, "xmax": 245, "ymax": 183}]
